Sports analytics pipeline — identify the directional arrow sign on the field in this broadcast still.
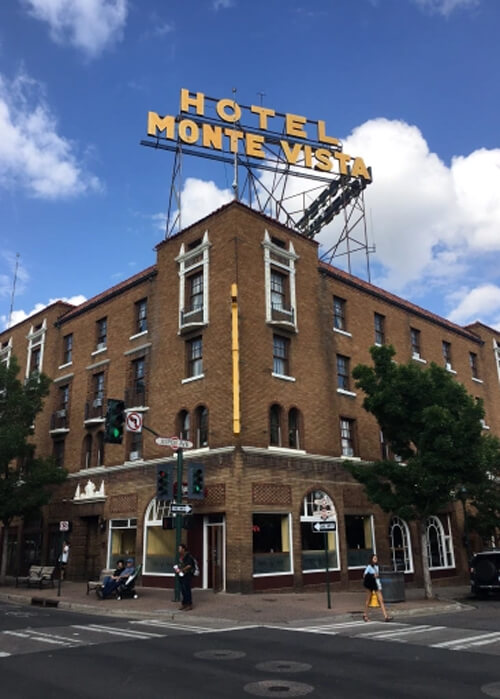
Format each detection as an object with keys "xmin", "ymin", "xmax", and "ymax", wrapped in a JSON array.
[
  {"xmin": 155, "ymin": 436, "xmax": 193, "ymax": 450},
  {"xmin": 312, "ymin": 521, "xmax": 337, "ymax": 532},
  {"xmin": 170, "ymin": 504, "xmax": 193, "ymax": 514}
]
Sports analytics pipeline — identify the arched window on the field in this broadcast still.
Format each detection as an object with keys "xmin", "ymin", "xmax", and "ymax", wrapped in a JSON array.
[
  {"xmin": 177, "ymin": 410, "xmax": 190, "ymax": 441},
  {"xmin": 96, "ymin": 432, "xmax": 105, "ymax": 467},
  {"xmin": 195, "ymin": 405, "xmax": 208, "ymax": 448},
  {"xmin": 144, "ymin": 498, "xmax": 176, "ymax": 575},
  {"xmin": 389, "ymin": 516, "xmax": 413, "ymax": 572},
  {"xmin": 83, "ymin": 434, "xmax": 92, "ymax": 469},
  {"xmin": 300, "ymin": 490, "xmax": 339, "ymax": 571},
  {"xmin": 269, "ymin": 404, "xmax": 282, "ymax": 446},
  {"xmin": 426, "ymin": 515, "xmax": 455, "ymax": 569},
  {"xmin": 288, "ymin": 408, "xmax": 301, "ymax": 449}
]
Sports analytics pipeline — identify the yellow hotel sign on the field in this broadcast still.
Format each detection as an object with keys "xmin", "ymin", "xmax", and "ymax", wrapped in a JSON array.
[{"xmin": 147, "ymin": 88, "xmax": 371, "ymax": 182}]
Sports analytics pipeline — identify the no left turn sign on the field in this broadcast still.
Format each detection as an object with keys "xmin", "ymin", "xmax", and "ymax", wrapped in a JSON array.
[{"xmin": 126, "ymin": 411, "xmax": 143, "ymax": 433}]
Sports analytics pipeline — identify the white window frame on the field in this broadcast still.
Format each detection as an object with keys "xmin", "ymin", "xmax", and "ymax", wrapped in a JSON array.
[
  {"xmin": 389, "ymin": 516, "xmax": 414, "ymax": 573},
  {"xmin": 177, "ymin": 231, "xmax": 210, "ymax": 330},
  {"xmin": 26, "ymin": 320, "xmax": 47, "ymax": 378},
  {"xmin": 252, "ymin": 512, "xmax": 293, "ymax": 578},
  {"xmin": 426, "ymin": 514, "xmax": 455, "ymax": 570},
  {"xmin": 263, "ymin": 230, "xmax": 298, "ymax": 330},
  {"xmin": 142, "ymin": 499, "xmax": 176, "ymax": 576}
]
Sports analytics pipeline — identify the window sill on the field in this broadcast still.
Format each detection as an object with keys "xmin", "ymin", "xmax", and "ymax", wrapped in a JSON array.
[
  {"xmin": 91, "ymin": 347, "xmax": 107, "ymax": 357},
  {"xmin": 58, "ymin": 362, "xmax": 73, "ymax": 370},
  {"xmin": 272, "ymin": 372, "xmax": 296, "ymax": 382},
  {"xmin": 182, "ymin": 373, "xmax": 205, "ymax": 384},
  {"xmin": 129, "ymin": 330, "xmax": 148, "ymax": 341},
  {"xmin": 481, "ymin": 423, "xmax": 491, "ymax": 430},
  {"xmin": 125, "ymin": 405, "xmax": 149, "ymax": 412},
  {"xmin": 49, "ymin": 428, "xmax": 70, "ymax": 435},
  {"xmin": 340, "ymin": 455, "xmax": 361, "ymax": 461},
  {"xmin": 412, "ymin": 354, "xmax": 427, "ymax": 364},
  {"xmin": 445, "ymin": 366, "xmax": 457, "ymax": 375},
  {"xmin": 472, "ymin": 377, "xmax": 483, "ymax": 384},
  {"xmin": 252, "ymin": 571, "xmax": 293, "ymax": 578},
  {"xmin": 84, "ymin": 418, "xmax": 105, "ymax": 425},
  {"xmin": 267, "ymin": 446, "xmax": 306, "ymax": 455},
  {"xmin": 333, "ymin": 328, "xmax": 352, "ymax": 338},
  {"xmin": 336, "ymin": 388, "xmax": 356, "ymax": 397}
]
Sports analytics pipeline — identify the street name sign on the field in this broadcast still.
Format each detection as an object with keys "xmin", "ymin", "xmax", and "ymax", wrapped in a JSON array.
[
  {"xmin": 155, "ymin": 436, "xmax": 193, "ymax": 450},
  {"xmin": 312, "ymin": 521, "xmax": 337, "ymax": 533},
  {"xmin": 170, "ymin": 504, "xmax": 193, "ymax": 514}
]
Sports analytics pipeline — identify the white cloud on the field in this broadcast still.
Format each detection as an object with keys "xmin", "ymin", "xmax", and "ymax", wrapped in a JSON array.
[
  {"xmin": 0, "ymin": 70, "xmax": 101, "ymax": 198},
  {"xmin": 174, "ymin": 178, "xmax": 233, "ymax": 230},
  {"xmin": 21, "ymin": 0, "xmax": 128, "ymax": 58},
  {"xmin": 413, "ymin": 0, "xmax": 480, "ymax": 16},
  {"xmin": 447, "ymin": 285, "xmax": 500, "ymax": 328},
  {"xmin": 1, "ymin": 294, "xmax": 86, "ymax": 329},
  {"xmin": 213, "ymin": 0, "xmax": 234, "ymax": 10}
]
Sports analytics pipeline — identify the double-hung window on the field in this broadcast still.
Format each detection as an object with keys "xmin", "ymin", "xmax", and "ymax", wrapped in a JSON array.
[
  {"xmin": 340, "ymin": 417, "xmax": 356, "ymax": 457},
  {"xmin": 336, "ymin": 354, "xmax": 350, "ymax": 391},
  {"xmin": 96, "ymin": 318, "xmax": 107, "ymax": 350},
  {"xmin": 135, "ymin": 299, "xmax": 148, "ymax": 334},
  {"xmin": 188, "ymin": 337, "xmax": 203, "ymax": 378},
  {"xmin": 273, "ymin": 335, "xmax": 289, "ymax": 376},
  {"xmin": 410, "ymin": 328, "xmax": 421, "ymax": 357},
  {"xmin": 333, "ymin": 296, "xmax": 346, "ymax": 331},
  {"xmin": 374, "ymin": 313, "xmax": 385, "ymax": 345},
  {"xmin": 63, "ymin": 334, "xmax": 73, "ymax": 364}
]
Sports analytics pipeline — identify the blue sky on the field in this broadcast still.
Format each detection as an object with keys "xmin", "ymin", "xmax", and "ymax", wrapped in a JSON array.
[{"xmin": 1, "ymin": 0, "xmax": 500, "ymax": 329}]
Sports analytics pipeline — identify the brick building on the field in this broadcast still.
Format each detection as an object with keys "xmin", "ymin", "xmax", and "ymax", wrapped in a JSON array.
[{"xmin": 1, "ymin": 201, "xmax": 499, "ymax": 592}]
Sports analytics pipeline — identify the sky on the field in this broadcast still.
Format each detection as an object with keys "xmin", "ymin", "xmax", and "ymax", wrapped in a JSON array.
[{"xmin": 1, "ymin": 0, "xmax": 500, "ymax": 330}]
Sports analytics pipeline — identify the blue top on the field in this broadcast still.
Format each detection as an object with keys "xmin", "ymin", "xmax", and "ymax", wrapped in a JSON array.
[{"xmin": 364, "ymin": 564, "xmax": 382, "ymax": 589}]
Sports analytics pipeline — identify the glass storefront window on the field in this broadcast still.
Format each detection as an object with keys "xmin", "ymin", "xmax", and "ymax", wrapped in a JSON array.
[
  {"xmin": 144, "ymin": 499, "xmax": 176, "ymax": 575},
  {"xmin": 252, "ymin": 513, "xmax": 292, "ymax": 576},
  {"xmin": 345, "ymin": 514, "xmax": 374, "ymax": 567},
  {"xmin": 301, "ymin": 491, "xmax": 339, "ymax": 571},
  {"xmin": 109, "ymin": 518, "xmax": 137, "ymax": 568}
]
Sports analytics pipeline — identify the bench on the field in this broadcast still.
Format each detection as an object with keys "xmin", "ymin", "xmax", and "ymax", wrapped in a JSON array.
[
  {"xmin": 16, "ymin": 565, "xmax": 55, "ymax": 589},
  {"xmin": 87, "ymin": 568, "xmax": 113, "ymax": 595}
]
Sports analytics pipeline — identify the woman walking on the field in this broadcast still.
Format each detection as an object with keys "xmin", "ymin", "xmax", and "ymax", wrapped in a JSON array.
[{"xmin": 363, "ymin": 554, "xmax": 392, "ymax": 622}]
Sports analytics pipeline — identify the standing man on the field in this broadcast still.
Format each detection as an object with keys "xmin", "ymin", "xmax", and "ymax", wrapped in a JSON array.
[
  {"xmin": 59, "ymin": 540, "xmax": 70, "ymax": 580},
  {"xmin": 175, "ymin": 543, "xmax": 195, "ymax": 611}
]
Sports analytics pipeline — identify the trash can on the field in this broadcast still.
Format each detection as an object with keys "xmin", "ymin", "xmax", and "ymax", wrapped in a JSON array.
[{"xmin": 380, "ymin": 570, "xmax": 405, "ymax": 602}]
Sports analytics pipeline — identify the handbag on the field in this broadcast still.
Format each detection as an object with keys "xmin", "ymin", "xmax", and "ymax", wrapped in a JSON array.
[{"xmin": 363, "ymin": 572, "xmax": 376, "ymax": 590}]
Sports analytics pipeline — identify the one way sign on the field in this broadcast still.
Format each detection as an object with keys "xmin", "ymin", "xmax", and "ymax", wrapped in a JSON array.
[{"xmin": 312, "ymin": 521, "xmax": 337, "ymax": 533}]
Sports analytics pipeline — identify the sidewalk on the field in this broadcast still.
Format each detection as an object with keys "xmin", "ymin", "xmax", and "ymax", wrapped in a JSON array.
[{"xmin": 0, "ymin": 580, "xmax": 473, "ymax": 626}]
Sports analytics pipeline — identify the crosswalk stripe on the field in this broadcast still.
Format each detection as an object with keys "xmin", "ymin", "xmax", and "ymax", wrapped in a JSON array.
[
  {"xmin": 133, "ymin": 619, "xmax": 218, "ymax": 633},
  {"xmin": 359, "ymin": 625, "xmax": 445, "ymax": 639},
  {"xmin": 432, "ymin": 632, "xmax": 500, "ymax": 650},
  {"xmin": 3, "ymin": 630, "xmax": 71, "ymax": 646},
  {"xmin": 72, "ymin": 624, "xmax": 164, "ymax": 639}
]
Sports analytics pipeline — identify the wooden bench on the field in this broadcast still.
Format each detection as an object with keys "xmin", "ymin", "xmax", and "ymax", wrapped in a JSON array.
[
  {"xmin": 87, "ymin": 569, "xmax": 113, "ymax": 595},
  {"xmin": 16, "ymin": 565, "xmax": 55, "ymax": 588}
]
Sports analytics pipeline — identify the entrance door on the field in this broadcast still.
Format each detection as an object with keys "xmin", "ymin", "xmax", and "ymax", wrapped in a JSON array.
[{"xmin": 206, "ymin": 519, "xmax": 224, "ymax": 592}]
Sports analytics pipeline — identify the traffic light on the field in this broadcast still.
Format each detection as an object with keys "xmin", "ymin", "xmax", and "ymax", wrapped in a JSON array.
[
  {"xmin": 156, "ymin": 463, "xmax": 173, "ymax": 501},
  {"xmin": 188, "ymin": 463, "xmax": 205, "ymax": 500},
  {"xmin": 104, "ymin": 399, "xmax": 125, "ymax": 444}
]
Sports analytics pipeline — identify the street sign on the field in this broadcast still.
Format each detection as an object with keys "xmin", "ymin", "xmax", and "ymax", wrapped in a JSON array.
[
  {"xmin": 170, "ymin": 504, "xmax": 193, "ymax": 514},
  {"xmin": 59, "ymin": 521, "xmax": 70, "ymax": 532},
  {"xmin": 312, "ymin": 521, "xmax": 337, "ymax": 533},
  {"xmin": 126, "ymin": 411, "xmax": 143, "ymax": 433},
  {"xmin": 155, "ymin": 436, "xmax": 193, "ymax": 450}
]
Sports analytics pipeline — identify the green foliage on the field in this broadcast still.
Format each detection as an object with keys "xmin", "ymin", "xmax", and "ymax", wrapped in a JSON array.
[
  {"xmin": 0, "ymin": 356, "xmax": 67, "ymax": 525},
  {"xmin": 347, "ymin": 345, "xmax": 497, "ymax": 524}
]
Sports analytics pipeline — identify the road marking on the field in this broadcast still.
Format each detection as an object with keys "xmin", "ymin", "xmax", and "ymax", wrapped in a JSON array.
[
  {"xmin": 432, "ymin": 632, "xmax": 500, "ymax": 650},
  {"xmin": 132, "ymin": 619, "xmax": 229, "ymax": 633},
  {"xmin": 359, "ymin": 625, "xmax": 446, "ymax": 639},
  {"xmin": 72, "ymin": 624, "xmax": 164, "ymax": 640}
]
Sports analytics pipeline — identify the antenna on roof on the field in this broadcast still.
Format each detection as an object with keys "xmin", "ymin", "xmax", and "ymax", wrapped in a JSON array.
[
  {"xmin": 8, "ymin": 253, "xmax": 20, "ymax": 328},
  {"xmin": 231, "ymin": 87, "xmax": 239, "ymax": 201}
]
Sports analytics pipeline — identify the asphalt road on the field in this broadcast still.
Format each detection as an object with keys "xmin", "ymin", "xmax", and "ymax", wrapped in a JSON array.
[{"xmin": 1, "ymin": 601, "xmax": 500, "ymax": 698}]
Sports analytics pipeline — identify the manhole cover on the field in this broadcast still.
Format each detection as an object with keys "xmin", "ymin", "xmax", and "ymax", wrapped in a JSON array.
[
  {"xmin": 194, "ymin": 649, "xmax": 246, "ymax": 660},
  {"xmin": 256, "ymin": 661, "xmax": 312, "ymax": 673},
  {"xmin": 244, "ymin": 680, "xmax": 314, "ymax": 696},
  {"xmin": 482, "ymin": 683, "xmax": 500, "ymax": 697}
]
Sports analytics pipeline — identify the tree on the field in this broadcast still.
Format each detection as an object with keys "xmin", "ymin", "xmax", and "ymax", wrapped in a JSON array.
[
  {"xmin": 467, "ymin": 434, "xmax": 500, "ymax": 548},
  {"xmin": 0, "ymin": 357, "xmax": 67, "ymax": 577},
  {"xmin": 345, "ymin": 344, "xmax": 498, "ymax": 599}
]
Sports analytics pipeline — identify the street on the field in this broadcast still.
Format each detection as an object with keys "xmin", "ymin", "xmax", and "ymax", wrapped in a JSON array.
[{"xmin": 0, "ymin": 600, "xmax": 499, "ymax": 698}]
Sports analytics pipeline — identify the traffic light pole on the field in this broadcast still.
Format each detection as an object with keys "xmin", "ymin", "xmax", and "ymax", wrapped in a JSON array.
[{"xmin": 174, "ymin": 448, "xmax": 183, "ymax": 602}]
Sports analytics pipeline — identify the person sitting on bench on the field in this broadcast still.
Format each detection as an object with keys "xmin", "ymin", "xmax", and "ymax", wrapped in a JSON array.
[{"xmin": 98, "ymin": 558, "xmax": 135, "ymax": 599}]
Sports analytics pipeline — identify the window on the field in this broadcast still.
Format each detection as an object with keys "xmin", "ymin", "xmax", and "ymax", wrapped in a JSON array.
[
  {"xmin": 374, "ymin": 313, "xmax": 385, "ymax": 345},
  {"xmin": 144, "ymin": 499, "xmax": 174, "ymax": 574},
  {"xmin": 273, "ymin": 335, "xmax": 289, "ymax": 376},
  {"xmin": 187, "ymin": 336, "xmax": 203, "ymax": 378},
  {"xmin": 288, "ymin": 408, "xmax": 301, "ymax": 449},
  {"xmin": 345, "ymin": 514, "xmax": 374, "ymax": 567},
  {"xmin": 252, "ymin": 513, "xmax": 292, "ymax": 575},
  {"xmin": 410, "ymin": 328, "xmax": 421, "ymax": 357},
  {"xmin": 135, "ymin": 299, "xmax": 148, "ymax": 334},
  {"xmin": 59, "ymin": 384, "xmax": 69, "ymax": 411},
  {"xmin": 301, "ymin": 491, "xmax": 339, "ymax": 571},
  {"xmin": 426, "ymin": 515, "xmax": 454, "ymax": 569},
  {"xmin": 132, "ymin": 357, "xmax": 146, "ymax": 398},
  {"xmin": 178, "ymin": 410, "xmax": 190, "ymax": 441},
  {"xmin": 53, "ymin": 439, "xmax": 65, "ymax": 468},
  {"xmin": 336, "ymin": 354, "xmax": 350, "ymax": 391},
  {"xmin": 195, "ymin": 405, "xmax": 208, "ymax": 448},
  {"xmin": 96, "ymin": 318, "xmax": 107, "ymax": 349},
  {"xmin": 271, "ymin": 270, "xmax": 287, "ymax": 311},
  {"xmin": 63, "ymin": 334, "xmax": 73, "ymax": 364},
  {"xmin": 30, "ymin": 346, "xmax": 41, "ymax": 374},
  {"xmin": 340, "ymin": 417, "xmax": 356, "ymax": 457},
  {"xmin": 26, "ymin": 320, "xmax": 46, "ymax": 378},
  {"xmin": 333, "ymin": 296, "xmax": 346, "ymax": 331},
  {"xmin": 96, "ymin": 432, "xmax": 105, "ymax": 467},
  {"xmin": 109, "ymin": 517, "xmax": 137, "ymax": 570},
  {"xmin": 263, "ymin": 231, "xmax": 298, "ymax": 328},
  {"xmin": 269, "ymin": 404, "xmax": 281, "ymax": 446},
  {"xmin": 128, "ymin": 431, "xmax": 142, "ymax": 461},
  {"xmin": 93, "ymin": 372, "xmax": 105, "ymax": 403},
  {"xmin": 389, "ymin": 516, "xmax": 413, "ymax": 572},
  {"xmin": 442, "ymin": 341, "xmax": 452, "ymax": 369},
  {"xmin": 83, "ymin": 435, "xmax": 92, "ymax": 469},
  {"xmin": 188, "ymin": 272, "xmax": 203, "ymax": 312},
  {"xmin": 469, "ymin": 352, "xmax": 479, "ymax": 379}
]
